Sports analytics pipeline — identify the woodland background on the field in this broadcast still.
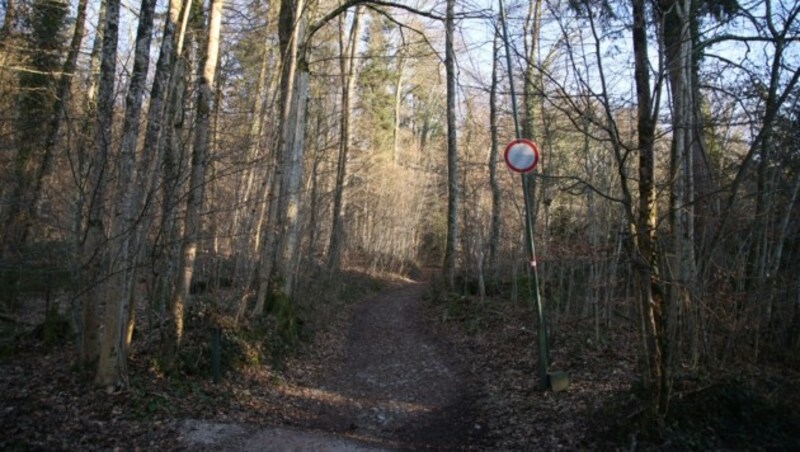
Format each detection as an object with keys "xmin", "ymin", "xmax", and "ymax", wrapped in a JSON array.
[{"xmin": 1, "ymin": 0, "xmax": 799, "ymax": 447}]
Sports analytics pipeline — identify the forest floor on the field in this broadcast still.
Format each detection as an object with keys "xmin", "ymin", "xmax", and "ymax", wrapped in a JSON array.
[{"xmin": 2, "ymin": 270, "xmax": 800, "ymax": 450}]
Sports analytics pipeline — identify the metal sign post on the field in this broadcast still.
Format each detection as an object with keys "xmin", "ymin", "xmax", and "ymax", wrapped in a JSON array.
[{"xmin": 498, "ymin": 0, "xmax": 552, "ymax": 391}]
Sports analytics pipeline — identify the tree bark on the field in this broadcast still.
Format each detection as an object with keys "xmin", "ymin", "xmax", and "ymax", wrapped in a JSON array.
[
  {"xmin": 253, "ymin": 0, "xmax": 305, "ymax": 315},
  {"xmin": 235, "ymin": 14, "xmax": 274, "ymax": 264},
  {"xmin": 488, "ymin": 24, "xmax": 501, "ymax": 279},
  {"xmin": 442, "ymin": 0, "xmax": 458, "ymax": 289},
  {"xmin": 95, "ymin": 0, "xmax": 157, "ymax": 389},
  {"xmin": 86, "ymin": 0, "xmax": 120, "ymax": 385},
  {"xmin": 632, "ymin": 0, "xmax": 667, "ymax": 416},
  {"xmin": 1, "ymin": 0, "xmax": 14, "ymax": 36},
  {"xmin": 232, "ymin": 12, "xmax": 276, "ymax": 323},
  {"xmin": 327, "ymin": 6, "xmax": 362, "ymax": 274},
  {"xmin": 155, "ymin": 0, "xmax": 194, "ymax": 353},
  {"xmin": 392, "ymin": 46, "xmax": 407, "ymax": 164},
  {"xmin": 76, "ymin": 0, "xmax": 106, "ymax": 366},
  {"xmin": 279, "ymin": 65, "xmax": 309, "ymax": 296},
  {"xmin": 660, "ymin": 0, "xmax": 700, "ymax": 368},
  {"xmin": 139, "ymin": 0, "xmax": 185, "ymax": 219},
  {"xmin": 522, "ymin": 0, "xmax": 542, "ymax": 141},
  {"xmin": 167, "ymin": 0, "xmax": 224, "ymax": 359}
]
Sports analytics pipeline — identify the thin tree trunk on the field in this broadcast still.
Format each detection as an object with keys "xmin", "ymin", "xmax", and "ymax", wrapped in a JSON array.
[
  {"xmin": 488, "ymin": 24, "xmax": 501, "ymax": 280},
  {"xmin": 442, "ymin": 0, "xmax": 458, "ymax": 289},
  {"xmin": 522, "ymin": 0, "xmax": 542, "ymax": 140},
  {"xmin": 94, "ymin": 0, "xmax": 158, "ymax": 387},
  {"xmin": 1, "ymin": 0, "xmax": 13, "ymax": 36},
  {"xmin": 149, "ymin": 0, "xmax": 194, "ymax": 346},
  {"xmin": 231, "ymin": 19, "xmax": 278, "ymax": 324},
  {"xmin": 76, "ymin": 0, "xmax": 106, "ymax": 366},
  {"xmin": 139, "ymin": 0, "xmax": 185, "ymax": 217},
  {"xmin": 128, "ymin": 0, "xmax": 186, "ymax": 346},
  {"xmin": 584, "ymin": 115, "xmax": 601, "ymax": 343},
  {"xmin": 253, "ymin": 0, "xmax": 305, "ymax": 315},
  {"xmin": 155, "ymin": 55, "xmax": 187, "ymax": 347},
  {"xmin": 327, "ymin": 6, "xmax": 362, "ymax": 274},
  {"xmin": 168, "ymin": 0, "xmax": 224, "ymax": 359},
  {"xmin": 521, "ymin": 0, "xmax": 542, "ymax": 294},
  {"xmin": 152, "ymin": 1, "xmax": 194, "ymax": 346},
  {"xmin": 662, "ymin": 0, "xmax": 699, "ymax": 368},
  {"xmin": 392, "ymin": 48, "xmax": 406, "ymax": 164},
  {"xmin": 632, "ymin": 0, "xmax": 667, "ymax": 416},
  {"xmin": 233, "ymin": 7, "xmax": 275, "ymax": 284},
  {"xmin": 86, "ymin": 0, "xmax": 121, "ymax": 385},
  {"xmin": 302, "ymin": 124, "xmax": 324, "ymax": 269},
  {"xmin": 279, "ymin": 66, "xmax": 309, "ymax": 295}
]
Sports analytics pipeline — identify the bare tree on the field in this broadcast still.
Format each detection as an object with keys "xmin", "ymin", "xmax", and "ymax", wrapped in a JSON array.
[
  {"xmin": 82, "ymin": 0, "xmax": 120, "ymax": 383},
  {"xmin": 488, "ymin": 22, "xmax": 501, "ymax": 279},
  {"xmin": 443, "ymin": 0, "xmax": 458, "ymax": 289},
  {"xmin": 95, "ymin": 0, "xmax": 158, "ymax": 388},
  {"xmin": 253, "ymin": 0, "xmax": 306, "ymax": 315},
  {"xmin": 632, "ymin": 0, "xmax": 667, "ymax": 415},
  {"xmin": 167, "ymin": 0, "xmax": 225, "ymax": 361},
  {"xmin": 327, "ymin": 6, "xmax": 363, "ymax": 274},
  {"xmin": 76, "ymin": 0, "xmax": 106, "ymax": 366}
]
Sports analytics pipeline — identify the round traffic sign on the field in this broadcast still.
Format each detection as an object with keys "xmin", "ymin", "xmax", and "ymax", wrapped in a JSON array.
[{"xmin": 504, "ymin": 138, "xmax": 540, "ymax": 173}]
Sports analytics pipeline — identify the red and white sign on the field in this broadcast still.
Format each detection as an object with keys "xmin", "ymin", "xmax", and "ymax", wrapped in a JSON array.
[{"xmin": 503, "ymin": 138, "xmax": 540, "ymax": 174}]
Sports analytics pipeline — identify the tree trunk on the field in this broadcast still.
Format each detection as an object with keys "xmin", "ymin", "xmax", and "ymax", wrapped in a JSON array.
[
  {"xmin": 76, "ymin": 0, "xmax": 106, "ymax": 366},
  {"xmin": 167, "ymin": 0, "xmax": 224, "ymax": 359},
  {"xmin": 660, "ymin": 0, "xmax": 700, "ymax": 368},
  {"xmin": 393, "ymin": 47, "xmax": 406, "ymax": 164},
  {"xmin": 128, "ymin": 0, "xmax": 187, "ymax": 346},
  {"xmin": 584, "ymin": 115, "xmax": 601, "ymax": 343},
  {"xmin": 488, "ymin": 24, "xmax": 501, "ymax": 279},
  {"xmin": 442, "ymin": 0, "xmax": 458, "ymax": 289},
  {"xmin": 1, "ymin": 0, "xmax": 14, "ymax": 36},
  {"xmin": 279, "ymin": 65, "xmax": 309, "ymax": 296},
  {"xmin": 234, "ymin": 14, "xmax": 275, "ymax": 288},
  {"xmin": 94, "ymin": 0, "xmax": 157, "ymax": 389},
  {"xmin": 632, "ymin": 0, "xmax": 667, "ymax": 416},
  {"xmin": 121, "ymin": 0, "xmax": 160, "ymax": 349},
  {"xmin": 520, "ymin": 0, "xmax": 547, "ymax": 303},
  {"xmin": 522, "ymin": 0, "xmax": 542, "ymax": 141},
  {"xmin": 86, "ymin": 0, "xmax": 120, "ymax": 385},
  {"xmin": 327, "ymin": 6, "xmax": 362, "ymax": 274},
  {"xmin": 158, "ymin": 0, "xmax": 195, "ymax": 333},
  {"xmin": 253, "ymin": 0, "xmax": 305, "ymax": 315},
  {"xmin": 139, "ymin": 0, "xmax": 185, "ymax": 216}
]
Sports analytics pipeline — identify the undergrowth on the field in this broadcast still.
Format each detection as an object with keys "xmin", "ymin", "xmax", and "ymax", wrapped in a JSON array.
[
  {"xmin": 429, "ymin": 272, "xmax": 800, "ymax": 450},
  {"xmin": 595, "ymin": 371, "xmax": 800, "ymax": 450}
]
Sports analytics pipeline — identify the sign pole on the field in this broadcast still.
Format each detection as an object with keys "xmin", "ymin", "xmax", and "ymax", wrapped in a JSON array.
[{"xmin": 499, "ymin": 0, "xmax": 549, "ymax": 390}]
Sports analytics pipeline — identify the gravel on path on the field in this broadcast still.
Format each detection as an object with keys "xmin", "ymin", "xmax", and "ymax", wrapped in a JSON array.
[{"xmin": 181, "ymin": 282, "xmax": 485, "ymax": 451}]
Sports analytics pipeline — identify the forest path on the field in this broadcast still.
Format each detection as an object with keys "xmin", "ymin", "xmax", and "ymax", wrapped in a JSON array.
[
  {"xmin": 181, "ymin": 281, "xmax": 485, "ymax": 450},
  {"xmin": 309, "ymin": 282, "xmax": 483, "ymax": 448}
]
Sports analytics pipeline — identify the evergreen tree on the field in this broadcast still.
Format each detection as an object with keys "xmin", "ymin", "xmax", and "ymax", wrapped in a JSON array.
[
  {"xmin": 357, "ymin": 12, "xmax": 396, "ymax": 154},
  {"xmin": 1, "ymin": 0, "xmax": 67, "ymax": 308}
]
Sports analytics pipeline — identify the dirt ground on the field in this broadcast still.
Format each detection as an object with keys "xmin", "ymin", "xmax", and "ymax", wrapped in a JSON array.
[{"xmin": 179, "ymin": 282, "xmax": 487, "ymax": 450}]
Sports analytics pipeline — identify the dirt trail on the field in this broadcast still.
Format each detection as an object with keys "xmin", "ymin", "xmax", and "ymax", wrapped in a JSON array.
[{"xmin": 181, "ymin": 282, "xmax": 485, "ymax": 450}]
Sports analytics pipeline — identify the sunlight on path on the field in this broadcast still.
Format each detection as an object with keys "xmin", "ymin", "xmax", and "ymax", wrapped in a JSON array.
[
  {"xmin": 179, "ymin": 283, "xmax": 480, "ymax": 450},
  {"xmin": 181, "ymin": 420, "xmax": 387, "ymax": 451}
]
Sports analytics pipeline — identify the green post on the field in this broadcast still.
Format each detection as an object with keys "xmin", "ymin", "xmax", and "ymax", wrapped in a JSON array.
[
  {"xmin": 499, "ymin": 0, "xmax": 550, "ymax": 390},
  {"xmin": 211, "ymin": 327, "xmax": 221, "ymax": 384},
  {"xmin": 522, "ymin": 174, "xmax": 549, "ymax": 389}
]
